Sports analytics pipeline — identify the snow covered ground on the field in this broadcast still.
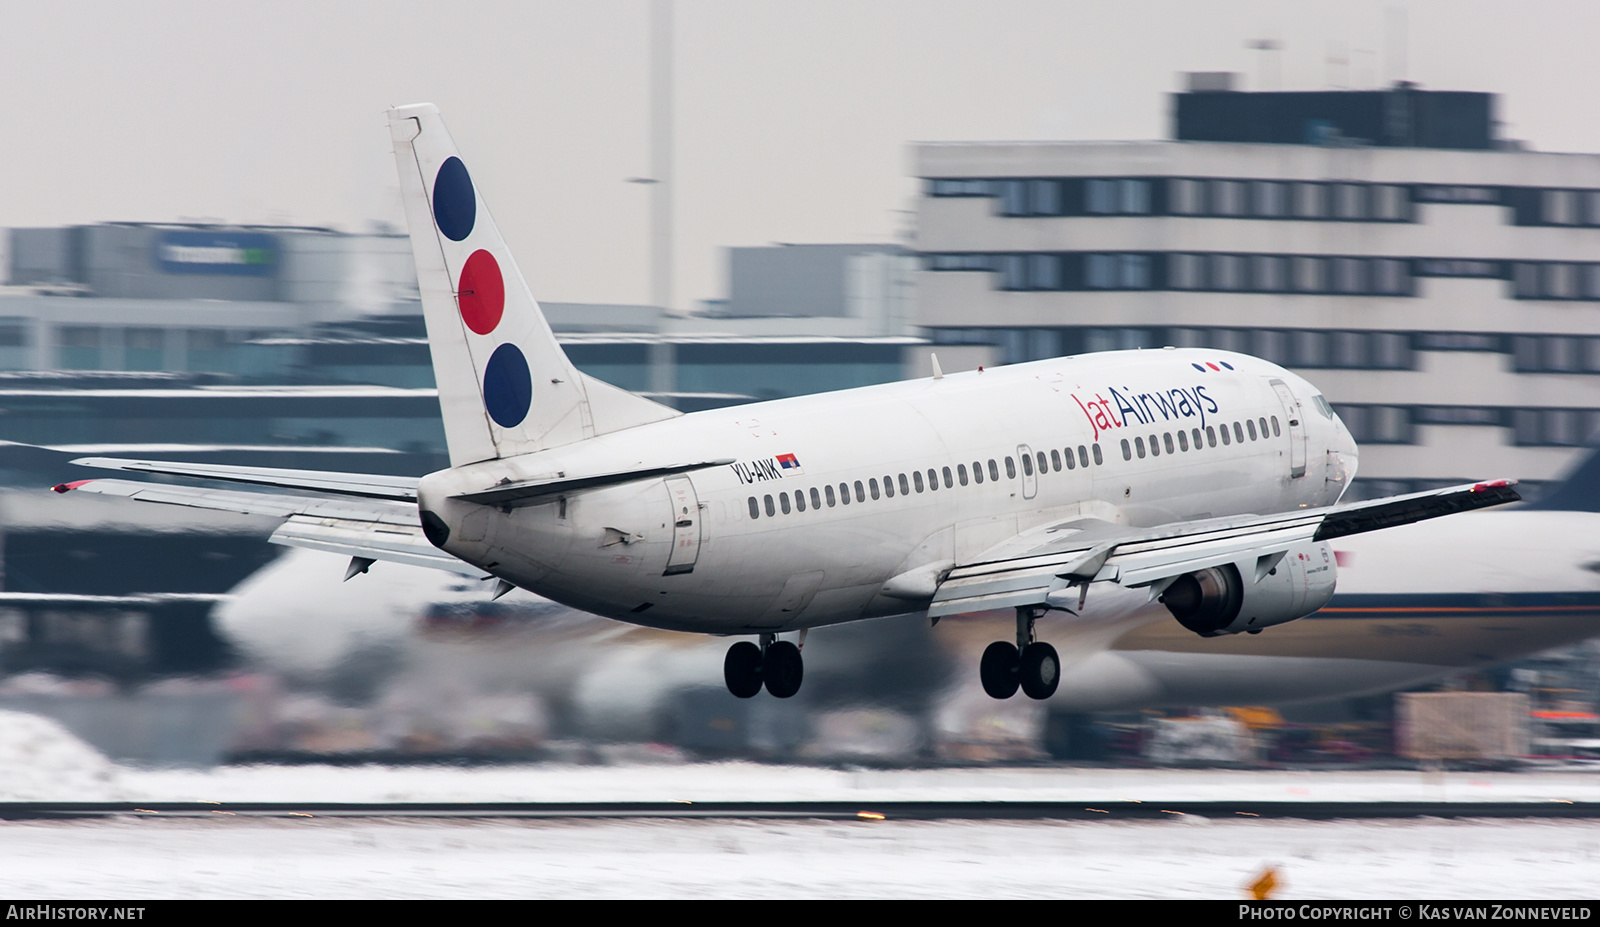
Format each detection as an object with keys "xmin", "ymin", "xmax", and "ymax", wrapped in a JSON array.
[
  {"xmin": 3, "ymin": 814, "xmax": 1599, "ymax": 899},
  {"xmin": 2, "ymin": 711, "xmax": 1599, "ymax": 898}
]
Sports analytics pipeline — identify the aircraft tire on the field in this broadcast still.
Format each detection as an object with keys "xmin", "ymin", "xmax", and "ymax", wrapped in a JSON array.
[
  {"xmin": 724, "ymin": 641, "xmax": 764, "ymax": 698},
  {"xmin": 1019, "ymin": 641, "xmax": 1060, "ymax": 700},
  {"xmin": 763, "ymin": 640, "xmax": 804, "ymax": 699},
  {"xmin": 980, "ymin": 641, "xmax": 1020, "ymax": 699}
]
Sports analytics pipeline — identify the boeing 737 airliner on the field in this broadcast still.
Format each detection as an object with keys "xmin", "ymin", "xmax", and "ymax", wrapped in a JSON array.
[{"xmin": 53, "ymin": 105, "xmax": 1520, "ymax": 701}]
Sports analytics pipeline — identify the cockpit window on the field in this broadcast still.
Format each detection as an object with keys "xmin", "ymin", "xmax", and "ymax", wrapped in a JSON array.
[{"xmin": 1312, "ymin": 394, "xmax": 1335, "ymax": 419}]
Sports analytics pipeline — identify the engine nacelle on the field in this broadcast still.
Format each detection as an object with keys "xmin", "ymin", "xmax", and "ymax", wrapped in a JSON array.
[{"xmin": 1160, "ymin": 541, "xmax": 1336, "ymax": 637}]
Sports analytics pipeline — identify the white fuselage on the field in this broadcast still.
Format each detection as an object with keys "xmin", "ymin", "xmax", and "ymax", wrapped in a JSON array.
[{"xmin": 418, "ymin": 348, "xmax": 1357, "ymax": 635}]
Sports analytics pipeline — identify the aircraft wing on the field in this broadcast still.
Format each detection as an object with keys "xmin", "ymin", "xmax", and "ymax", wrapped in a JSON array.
[
  {"xmin": 53, "ymin": 478, "xmax": 481, "ymax": 577},
  {"xmin": 928, "ymin": 480, "xmax": 1520, "ymax": 619}
]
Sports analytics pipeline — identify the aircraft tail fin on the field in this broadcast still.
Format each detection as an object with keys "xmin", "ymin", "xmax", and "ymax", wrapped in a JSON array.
[
  {"xmin": 1522, "ymin": 443, "xmax": 1600, "ymax": 512},
  {"xmin": 387, "ymin": 104, "xmax": 677, "ymax": 467}
]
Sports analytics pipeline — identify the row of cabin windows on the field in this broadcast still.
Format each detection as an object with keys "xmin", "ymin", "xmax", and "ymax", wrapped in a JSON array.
[
  {"xmin": 1119, "ymin": 416, "xmax": 1281, "ymax": 461},
  {"xmin": 747, "ymin": 443, "xmax": 1106, "ymax": 520}
]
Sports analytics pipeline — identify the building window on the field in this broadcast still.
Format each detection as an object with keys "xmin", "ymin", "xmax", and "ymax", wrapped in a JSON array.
[
  {"xmin": 57, "ymin": 325, "xmax": 102, "ymax": 370},
  {"xmin": 1000, "ymin": 254, "xmax": 1027, "ymax": 290},
  {"xmin": 1170, "ymin": 178, "xmax": 1203, "ymax": 215},
  {"xmin": 1211, "ymin": 254, "xmax": 1243, "ymax": 290},
  {"xmin": 1029, "ymin": 253, "xmax": 1060, "ymax": 290},
  {"xmin": 1373, "ymin": 259, "xmax": 1409, "ymax": 295},
  {"xmin": 1334, "ymin": 183, "xmax": 1367, "ymax": 220},
  {"xmin": 1086, "ymin": 179, "xmax": 1116, "ymax": 215},
  {"xmin": 1295, "ymin": 183, "xmax": 1326, "ymax": 218},
  {"xmin": 1514, "ymin": 263, "xmax": 1540, "ymax": 297},
  {"xmin": 1086, "ymin": 254, "xmax": 1116, "ymax": 289},
  {"xmin": 1371, "ymin": 331, "xmax": 1412, "ymax": 369},
  {"xmin": 999, "ymin": 180, "xmax": 1028, "ymax": 216},
  {"xmin": 1332, "ymin": 258, "xmax": 1366, "ymax": 294},
  {"xmin": 1373, "ymin": 184, "xmax": 1408, "ymax": 220},
  {"xmin": 1252, "ymin": 181, "xmax": 1287, "ymax": 217},
  {"xmin": 1169, "ymin": 253, "xmax": 1202, "ymax": 289},
  {"xmin": 1120, "ymin": 179, "xmax": 1151, "ymax": 214},
  {"xmin": 1120, "ymin": 254, "xmax": 1150, "ymax": 289},
  {"xmin": 1251, "ymin": 329, "xmax": 1290, "ymax": 364},
  {"xmin": 1545, "ymin": 263, "xmax": 1579, "ymax": 299},
  {"xmin": 1212, "ymin": 180, "xmax": 1245, "ymax": 216},
  {"xmin": 1029, "ymin": 179, "xmax": 1061, "ymax": 216},
  {"xmin": 1252, "ymin": 255, "xmax": 1286, "ymax": 291},
  {"xmin": 1545, "ymin": 189, "xmax": 1577, "ymax": 225},
  {"xmin": 1293, "ymin": 256, "xmax": 1327, "ymax": 293},
  {"xmin": 1294, "ymin": 329, "xmax": 1329, "ymax": 367}
]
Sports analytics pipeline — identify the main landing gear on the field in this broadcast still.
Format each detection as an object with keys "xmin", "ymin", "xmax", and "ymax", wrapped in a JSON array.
[
  {"xmin": 979, "ymin": 606, "xmax": 1060, "ymax": 700},
  {"xmin": 724, "ymin": 633, "xmax": 804, "ymax": 699}
]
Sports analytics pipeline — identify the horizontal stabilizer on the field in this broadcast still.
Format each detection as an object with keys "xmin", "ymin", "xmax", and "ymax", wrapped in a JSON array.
[
  {"xmin": 66, "ymin": 457, "xmax": 418, "ymax": 502},
  {"xmin": 51, "ymin": 478, "xmax": 475, "ymax": 577},
  {"xmin": 453, "ymin": 459, "xmax": 734, "ymax": 508}
]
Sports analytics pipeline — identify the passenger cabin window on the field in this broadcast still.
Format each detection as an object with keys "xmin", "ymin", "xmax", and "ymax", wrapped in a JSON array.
[
  {"xmin": 795, "ymin": 490, "xmax": 806, "ymax": 512},
  {"xmin": 1004, "ymin": 457, "xmax": 1016, "ymax": 479},
  {"xmin": 1192, "ymin": 427, "xmax": 1202, "ymax": 448},
  {"xmin": 942, "ymin": 466, "xmax": 953, "ymax": 488},
  {"xmin": 1051, "ymin": 450, "xmax": 1061, "ymax": 471},
  {"xmin": 780, "ymin": 493, "xmax": 791, "ymax": 514},
  {"xmin": 1092, "ymin": 444, "xmax": 1103, "ymax": 465},
  {"xmin": 810, "ymin": 487, "xmax": 821, "ymax": 509},
  {"xmin": 1164, "ymin": 433, "xmax": 1175, "ymax": 454},
  {"xmin": 869, "ymin": 478, "xmax": 881, "ymax": 500},
  {"xmin": 1220, "ymin": 427, "xmax": 1231, "ymax": 446},
  {"xmin": 1259, "ymin": 416, "xmax": 1270, "ymax": 438},
  {"xmin": 1178, "ymin": 430, "xmax": 1189, "ymax": 451},
  {"xmin": 1063, "ymin": 449, "xmax": 1075, "ymax": 470},
  {"xmin": 1234, "ymin": 422, "xmax": 1245, "ymax": 443},
  {"xmin": 1021, "ymin": 454, "xmax": 1034, "ymax": 477},
  {"xmin": 1121, "ymin": 438, "xmax": 1132, "ymax": 461},
  {"xmin": 898, "ymin": 473, "xmax": 910, "ymax": 495},
  {"xmin": 1149, "ymin": 435, "xmax": 1160, "ymax": 457},
  {"xmin": 972, "ymin": 462, "xmax": 984, "ymax": 484},
  {"xmin": 1271, "ymin": 417, "xmax": 1281, "ymax": 437},
  {"xmin": 854, "ymin": 480, "xmax": 865, "ymax": 502},
  {"xmin": 958, "ymin": 464, "xmax": 969, "ymax": 485},
  {"xmin": 764, "ymin": 495, "xmax": 776, "ymax": 516},
  {"xmin": 880, "ymin": 477, "xmax": 892, "ymax": 498},
  {"xmin": 1135, "ymin": 437, "xmax": 1146, "ymax": 458},
  {"xmin": 988, "ymin": 460, "xmax": 1000, "ymax": 482},
  {"xmin": 1036, "ymin": 451, "xmax": 1047, "ymax": 474},
  {"xmin": 826, "ymin": 485, "xmax": 837, "ymax": 507},
  {"xmin": 913, "ymin": 471, "xmax": 925, "ymax": 492},
  {"xmin": 1207, "ymin": 426, "xmax": 1217, "ymax": 447},
  {"xmin": 748, "ymin": 496, "xmax": 760, "ymax": 519}
]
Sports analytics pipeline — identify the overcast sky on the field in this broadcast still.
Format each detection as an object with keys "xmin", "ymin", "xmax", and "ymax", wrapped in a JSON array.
[{"xmin": 4, "ymin": 1, "xmax": 1599, "ymax": 308}]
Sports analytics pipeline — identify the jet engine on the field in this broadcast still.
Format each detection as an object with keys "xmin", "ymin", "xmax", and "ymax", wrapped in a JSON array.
[{"xmin": 1159, "ymin": 541, "xmax": 1336, "ymax": 637}]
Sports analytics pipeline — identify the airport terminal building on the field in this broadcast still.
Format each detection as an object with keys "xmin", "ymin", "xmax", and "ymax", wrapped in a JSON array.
[{"xmin": 914, "ymin": 79, "xmax": 1600, "ymax": 498}]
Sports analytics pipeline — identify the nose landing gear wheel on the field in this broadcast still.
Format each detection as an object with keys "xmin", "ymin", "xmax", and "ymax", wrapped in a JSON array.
[
  {"xmin": 724, "ymin": 641, "xmax": 763, "ymax": 698},
  {"xmin": 1019, "ymin": 641, "xmax": 1060, "ymax": 700},
  {"xmin": 762, "ymin": 640, "xmax": 804, "ymax": 699},
  {"xmin": 980, "ymin": 641, "xmax": 1020, "ymax": 699}
]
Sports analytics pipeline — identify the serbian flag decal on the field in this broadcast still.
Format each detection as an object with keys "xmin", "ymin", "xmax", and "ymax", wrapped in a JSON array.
[{"xmin": 776, "ymin": 453, "xmax": 803, "ymax": 474}]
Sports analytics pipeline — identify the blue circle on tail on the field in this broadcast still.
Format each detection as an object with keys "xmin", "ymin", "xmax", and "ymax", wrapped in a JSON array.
[
  {"xmin": 483, "ymin": 343, "xmax": 532, "ymax": 428},
  {"xmin": 433, "ymin": 157, "xmax": 476, "ymax": 241}
]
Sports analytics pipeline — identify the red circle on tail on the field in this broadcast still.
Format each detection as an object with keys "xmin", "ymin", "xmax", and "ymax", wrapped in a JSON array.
[{"xmin": 457, "ymin": 249, "xmax": 505, "ymax": 335}]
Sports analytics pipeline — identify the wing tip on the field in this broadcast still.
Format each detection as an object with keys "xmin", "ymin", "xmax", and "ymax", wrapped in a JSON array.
[{"xmin": 51, "ymin": 480, "xmax": 93, "ymax": 494}]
